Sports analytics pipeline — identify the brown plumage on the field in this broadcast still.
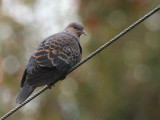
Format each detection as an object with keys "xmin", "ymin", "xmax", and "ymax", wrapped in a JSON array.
[{"xmin": 16, "ymin": 22, "xmax": 87, "ymax": 104}]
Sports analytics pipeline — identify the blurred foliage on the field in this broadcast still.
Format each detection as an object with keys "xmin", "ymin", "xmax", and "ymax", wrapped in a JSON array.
[
  {"xmin": 0, "ymin": 0, "xmax": 160, "ymax": 120},
  {"xmin": 79, "ymin": 0, "xmax": 160, "ymax": 120}
]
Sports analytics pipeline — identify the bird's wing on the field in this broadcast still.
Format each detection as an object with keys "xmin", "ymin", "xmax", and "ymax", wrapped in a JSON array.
[
  {"xmin": 25, "ymin": 33, "xmax": 82, "ymax": 87},
  {"xmin": 34, "ymin": 33, "xmax": 82, "ymax": 70}
]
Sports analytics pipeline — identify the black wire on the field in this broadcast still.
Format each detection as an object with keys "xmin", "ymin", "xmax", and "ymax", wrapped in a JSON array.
[{"xmin": 1, "ymin": 5, "xmax": 160, "ymax": 120}]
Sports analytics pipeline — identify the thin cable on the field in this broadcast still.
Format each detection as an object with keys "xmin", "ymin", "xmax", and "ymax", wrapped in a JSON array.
[{"xmin": 1, "ymin": 5, "xmax": 160, "ymax": 120}]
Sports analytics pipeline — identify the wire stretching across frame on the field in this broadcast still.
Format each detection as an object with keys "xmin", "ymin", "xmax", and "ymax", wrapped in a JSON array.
[{"xmin": 0, "ymin": 4, "xmax": 160, "ymax": 120}]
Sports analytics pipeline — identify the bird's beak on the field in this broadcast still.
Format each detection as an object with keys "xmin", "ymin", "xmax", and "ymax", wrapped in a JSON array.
[{"xmin": 82, "ymin": 30, "xmax": 87, "ymax": 35}]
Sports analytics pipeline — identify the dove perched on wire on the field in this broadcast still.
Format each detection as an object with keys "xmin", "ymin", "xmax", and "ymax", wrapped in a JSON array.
[{"xmin": 16, "ymin": 22, "xmax": 87, "ymax": 104}]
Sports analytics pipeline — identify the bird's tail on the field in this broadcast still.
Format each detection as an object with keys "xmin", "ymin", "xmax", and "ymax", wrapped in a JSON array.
[{"xmin": 16, "ymin": 82, "xmax": 35, "ymax": 104}]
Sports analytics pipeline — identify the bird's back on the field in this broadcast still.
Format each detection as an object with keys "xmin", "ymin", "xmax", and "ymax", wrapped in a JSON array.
[{"xmin": 21, "ymin": 32, "xmax": 82, "ymax": 88}]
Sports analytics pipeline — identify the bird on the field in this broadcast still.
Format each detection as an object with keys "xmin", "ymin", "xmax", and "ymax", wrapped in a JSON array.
[{"xmin": 16, "ymin": 22, "xmax": 87, "ymax": 104}]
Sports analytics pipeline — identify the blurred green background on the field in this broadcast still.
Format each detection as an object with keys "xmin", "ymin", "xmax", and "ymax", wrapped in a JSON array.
[{"xmin": 0, "ymin": 0, "xmax": 160, "ymax": 120}]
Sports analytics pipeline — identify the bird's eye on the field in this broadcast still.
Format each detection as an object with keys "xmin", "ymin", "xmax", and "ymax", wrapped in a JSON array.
[{"xmin": 73, "ymin": 25, "xmax": 77, "ymax": 29}]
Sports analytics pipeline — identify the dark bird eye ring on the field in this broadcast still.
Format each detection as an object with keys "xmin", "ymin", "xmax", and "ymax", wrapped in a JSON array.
[{"xmin": 73, "ymin": 25, "xmax": 77, "ymax": 29}]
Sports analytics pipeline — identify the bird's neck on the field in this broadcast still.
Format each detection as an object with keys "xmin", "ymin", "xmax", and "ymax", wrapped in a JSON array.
[{"xmin": 63, "ymin": 29, "xmax": 80, "ymax": 41}]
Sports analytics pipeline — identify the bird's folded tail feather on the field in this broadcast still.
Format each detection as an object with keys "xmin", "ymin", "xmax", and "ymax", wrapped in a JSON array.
[{"xmin": 16, "ymin": 82, "xmax": 35, "ymax": 104}]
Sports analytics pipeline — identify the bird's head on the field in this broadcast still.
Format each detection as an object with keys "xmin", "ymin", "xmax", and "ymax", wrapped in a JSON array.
[{"xmin": 64, "ymin": 22, "xmax": 87, "ymax": 37}]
